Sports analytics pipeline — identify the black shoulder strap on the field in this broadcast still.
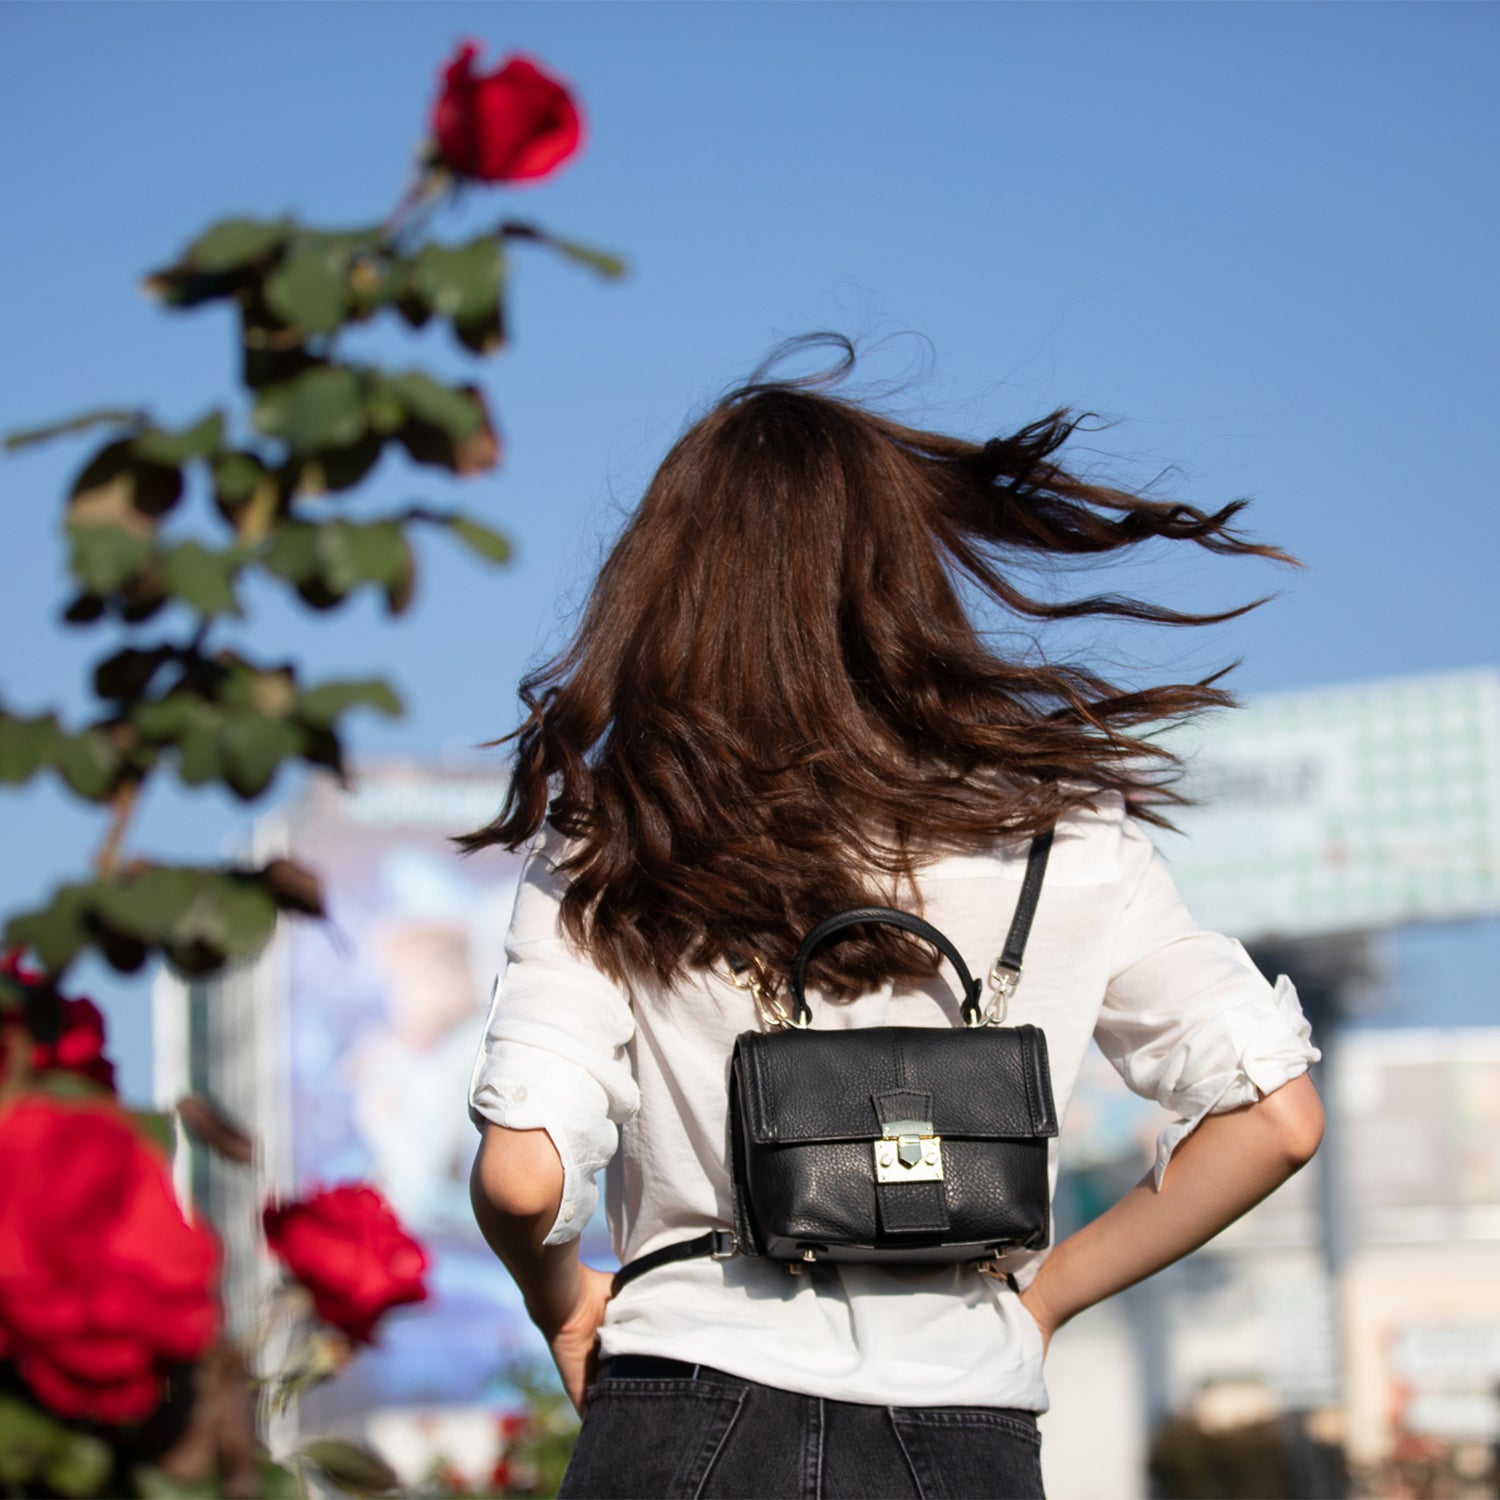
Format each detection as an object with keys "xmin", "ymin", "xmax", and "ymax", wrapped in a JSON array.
[{"xmin": 1000, "ymin": 827, "xmax": 1054, "ymax": 974}]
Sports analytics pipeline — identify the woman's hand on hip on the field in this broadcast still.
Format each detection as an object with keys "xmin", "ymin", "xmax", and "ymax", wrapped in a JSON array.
[
  {"xmin": 1017, "ymin": 1285, "xmax": 1055, "ymax": 1358},
  {"xmin": 547, "ymin": 1263, "xmax": 614, "ymax": 1415}
]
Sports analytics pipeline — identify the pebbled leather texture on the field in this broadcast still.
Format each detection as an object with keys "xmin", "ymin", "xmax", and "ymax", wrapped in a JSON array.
[
  {"xmin": 730, "ymin": 1025, "xmax": 1057, "ymax": 1263},
  {"xmin": 735, "ymin": 1026, "xmax": 1059, "ymax": 1143}
]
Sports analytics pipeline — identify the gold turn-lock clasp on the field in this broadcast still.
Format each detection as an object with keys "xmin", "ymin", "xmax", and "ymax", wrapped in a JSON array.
[{"xmin": 873, "ymin": 1119, "xmax": 945, "ymax": 1183}]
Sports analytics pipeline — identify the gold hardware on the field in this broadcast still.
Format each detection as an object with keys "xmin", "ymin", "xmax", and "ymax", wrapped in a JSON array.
[
  {"xmin": 874, "ymin": 1119, "xmax": 944, "ymax": 1183},
  {"xmin": 725, "ymin": 957, "xmax": 808, "ymax": 1031},
  {"xmin": 802, "ymin": 1248, "xmax": 818, "ymax": 1262}
]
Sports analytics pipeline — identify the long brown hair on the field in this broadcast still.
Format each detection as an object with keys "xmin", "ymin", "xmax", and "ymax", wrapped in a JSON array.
[{"xmin": 460, "ymin": 346, "xmax": 1296, "ymax": 998}]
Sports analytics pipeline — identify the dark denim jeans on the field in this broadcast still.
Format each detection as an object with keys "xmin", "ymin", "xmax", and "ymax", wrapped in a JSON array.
[{"xmin": 559, "ymin": 1356, "xmax": 1045, "ymax": 1500}]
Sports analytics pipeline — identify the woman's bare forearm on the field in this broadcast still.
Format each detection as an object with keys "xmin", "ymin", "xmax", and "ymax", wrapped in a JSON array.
[
  {"xmin": 1022, "ymin": 1073, "xmax": 1325, "ymax": 1341},
  {"xmin": 469, "ymin": 1123, "xmax": 579, "ymax": 1336}
]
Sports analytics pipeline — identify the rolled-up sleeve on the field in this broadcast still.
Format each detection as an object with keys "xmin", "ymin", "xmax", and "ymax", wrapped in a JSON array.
[
  {"xmin": 1095, "ymin": 819, "xmax": 1321, "ymax": 1190},
  {"xmin": 468, "ymin": 829, "xmax": 639, "ymax": 1244}
]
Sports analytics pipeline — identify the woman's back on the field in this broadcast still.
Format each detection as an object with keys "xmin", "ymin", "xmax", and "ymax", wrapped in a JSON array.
[{"xmin": 470, "ymin": 789, "xmax": 1316, "ymax": 1410}]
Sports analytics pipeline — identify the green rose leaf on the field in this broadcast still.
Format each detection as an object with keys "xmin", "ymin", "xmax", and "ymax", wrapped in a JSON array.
[
  {"xmin": 501, "ymin": 220, "xmax": 627, "ymax": 279},
  {"xmin": 132, "ymin": 410, "xmax": 225, "ymax": 467},
  {"xmin": 263, "ymin": 521, "xmax": 319, "ymax": 585},
  {"xmin": 163, "ymin": 541, "xmax": 243, "ymax": 617},
  {"xmin": 175, "ymin": 722, "xmax": 225, "ymax": 786},
  {"xmin": 95, "ymin": 646, "xmax": 176, "ymax": 702},
  {"xmin": 0, "ymin": 1394, "xmax": 69, "ymax": 1484},
  {"xmin": 395, "ymin": 381, "xmax": 499, "ymax": 476},
  {"xmin": 446, "ymin": 513, "xmax": 512, "ymax": 565},
  {"xmin": 385, "ymin": 370, "xmax": 483, "ymax": 440},
  {"xmin": 265, "ymin": 239, "xmax": 352, "ymax": 335},
  {"xmin": 61, "ymin": 593, "xmax": 107, "ymax": 625},
  {"xmin": 185, "ymin": 215, "xmax": 292, "ymax": 274},
  {"xmin": 298, "ymin": 724, "xmax": 344, "ymax": 777},
  {"xmin": 342, "ymin": 518, "xmax": 409, "ymax": 589},
  {"xmin": 544, "ymin": 235, "xmax": 628, "ymax": 279},
  {"xmin": 391, "ymin": 279, "xmax": 432, "ymax": 330},
  {"xmin": 3, "ymin": 406, "xmax": 145, "ymax": 453},
  {"xmin": 66, "ymin": 524, "xmax": 154, "ymax": 594},
  {"xmin": 128, "ymin": 1109, "xmax": 177, "ymax": 1161},
  {"xmin": 132, "ymin": 693, "xmax": 214, "ymax": 743},
  {"xmin": 4, "ymin": 883, "xmax": 93, "ymax": 974},
  {"xmin": 42, "ymin": 1430, "xmax": 113, "ymax": 1498},
  {"xmin": 296, "ymin": 1438, "xmax": 399, "ymax": 1496},
  {"xmin": 409, "ymin": 238, "xmax": 503, "ymax": 322},
  {"xmin": 362, "ymin": 373, "xmax": 408, "ymax": 436},
  {"xmin": 212, "ymin": 450, "xmax": 268, "ymax": 507},
  {"xmin": 296, "ymin": 678, "xmax": 403, "ymax": 728},
  {"xmin": 0, "ymin": 711, "xmax": 62, "ymax": 784},
  {"xmin": 218, "ymin": 710, "xmax": 303, "ymax": 799},
  {"xmin": 209, "ymin": 872, "xmax": 280, "ymax": 960},
  {"xmin": 92, "ymin": 865, "xmax": 201, "ymax": 945},
  {"xmin": 68, "ymin": 439, "xmax": 182, "ymax": 529},
  {"xmin": 313, "ymin": 430, "xmax": 386, "ymax": 493},
  {"xmin": 132, "ymin": 1464, "xmax": 223, "ymax": 1498},
  {"xmin": 54, "ymin": 728, "xmax": 122, "ymax": 800},
  {"xmin": 253, "ymin": 366, "xmax": 367, "ymax": 454},
  {"xmin": 298, "ymin": 225, "xmax": 386, "ymax": 259},
  {"xmin": 453, "ymin": 302, "xmax": 506, "ymax": 356},
  {"xmin": 140, "ymin": 266, "xmax": 243, "ymax": 310},
  {"xmin": 217, "ymin": 660, "xmax": 297, "ymax": 718},
  {"xmin": 255, "ymin": 1457, "xmax": 306, "ymax": 1500}
]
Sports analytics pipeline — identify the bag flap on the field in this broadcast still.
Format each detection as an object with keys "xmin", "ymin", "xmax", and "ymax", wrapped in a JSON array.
[{"xmin": 732, "ymin": 1025, "xmax": 1058, "ymax": 1146}]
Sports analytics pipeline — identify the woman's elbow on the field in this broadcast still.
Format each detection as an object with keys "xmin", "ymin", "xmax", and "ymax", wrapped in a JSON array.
[
  {"xmin": 1260, "ymin": 1071, "xmax": 1325, "ymax": 1170},
  {"xmin": 471, "ymin": 1123, "xmax": 565, "ymax": 1223}
]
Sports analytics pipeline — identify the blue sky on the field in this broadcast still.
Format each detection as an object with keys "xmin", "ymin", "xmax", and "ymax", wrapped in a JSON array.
[{"xmin": 2, "ymin": 2, "xmax": 1496, "ymax": 1099}]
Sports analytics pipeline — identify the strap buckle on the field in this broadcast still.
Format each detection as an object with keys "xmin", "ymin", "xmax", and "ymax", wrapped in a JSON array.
[{"xmin": 709, "ymin": 1230, "xmax": 739, "ymax": 1260}]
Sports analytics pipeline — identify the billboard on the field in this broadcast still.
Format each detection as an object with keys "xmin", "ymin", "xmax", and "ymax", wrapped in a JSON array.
[
  {"xmin": 276, "ymin": 766, "xmax": 614, "ymax": 1428},
  {"xmin": 1152, "ymin": 669, "xmax": 1500, "ymax": 941}
]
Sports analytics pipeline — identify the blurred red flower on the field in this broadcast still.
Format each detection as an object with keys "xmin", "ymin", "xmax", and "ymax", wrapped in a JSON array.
[
  {"xmin": 262, "ymin": 1183, "xmax": 428, "ymax": 1344},
  {"xmin": 0, "ymin": 1097, "xmax": 220, "ymax": 1423},
  {"xmin": 0, "ymin": 952, "xmax": 116, "ymax": 1093},
  {"xmin": 31, "ymin": 998, "xmax": 116, "ymax": 1092},
  {"xmin": 430, "ymin": 44, "xmax": 583, "ymax": 183}
]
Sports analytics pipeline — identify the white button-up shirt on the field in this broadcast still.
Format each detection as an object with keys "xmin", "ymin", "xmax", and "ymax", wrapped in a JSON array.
[{"xmin": 469, "ymin": 791, "xmax": 1319, "ymax": 1411}]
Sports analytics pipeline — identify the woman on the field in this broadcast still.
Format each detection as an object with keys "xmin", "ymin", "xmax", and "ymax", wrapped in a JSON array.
[{"xmin": 463, "ymin": 349, "xmax": 1324, "ymax": 1499}]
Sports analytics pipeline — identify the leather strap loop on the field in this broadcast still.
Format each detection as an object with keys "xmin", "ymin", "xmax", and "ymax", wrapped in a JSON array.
[{"xmin": 789, "ymin": 907, "xmax": 982, "ymax": 1027}]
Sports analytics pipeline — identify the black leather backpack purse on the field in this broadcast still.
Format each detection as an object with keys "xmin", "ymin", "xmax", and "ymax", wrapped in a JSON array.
[{"xmin": 612, "ymin": 831, "xmax": 1057, "ymax": 1292}]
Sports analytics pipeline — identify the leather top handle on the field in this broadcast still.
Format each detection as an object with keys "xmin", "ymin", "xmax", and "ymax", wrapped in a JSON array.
[{"xmin": 788, "ymin": 906, "xmax": 985, "ymax": 1028}]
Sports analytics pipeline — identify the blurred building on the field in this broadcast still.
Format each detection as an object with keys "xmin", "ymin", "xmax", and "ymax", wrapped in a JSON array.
[{"xmin": 1038, "ymin": 1028, "xmax": 1500, "ymax": 1500}]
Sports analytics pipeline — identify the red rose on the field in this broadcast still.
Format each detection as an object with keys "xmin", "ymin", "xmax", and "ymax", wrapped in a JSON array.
[
  {"xmin": 430, "ymin": 44, "xmax": 583, "ymax": 183},
  {"xmin": 0, "ymin": 1097, "xmax": 220, "ymax": 1423},
  {"xmin": 262, "ymin": 1184, "xmax": 428, "ymax": 1344},
  {"xmin": 0, "ymin": 953, "xmax": 116, "ymax": 1093},
  {"xmin": 33, "ymin": 998, "xmax": 116, "ymax": 1092}
]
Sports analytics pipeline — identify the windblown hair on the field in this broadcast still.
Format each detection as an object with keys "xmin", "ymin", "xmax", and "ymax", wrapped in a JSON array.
[{"xmin": 459, "ymin": 348, "xmax": 1296, "ymax": 999}]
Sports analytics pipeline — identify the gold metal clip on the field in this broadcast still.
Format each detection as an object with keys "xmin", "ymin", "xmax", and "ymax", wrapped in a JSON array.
[
  {"xmin": 873, "ymin": 1119, "xmax": 945, "ymax": 1183},
  {"xmin": 727, "ymin": 956, "xmax": 807, "ymax": 1031}
]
